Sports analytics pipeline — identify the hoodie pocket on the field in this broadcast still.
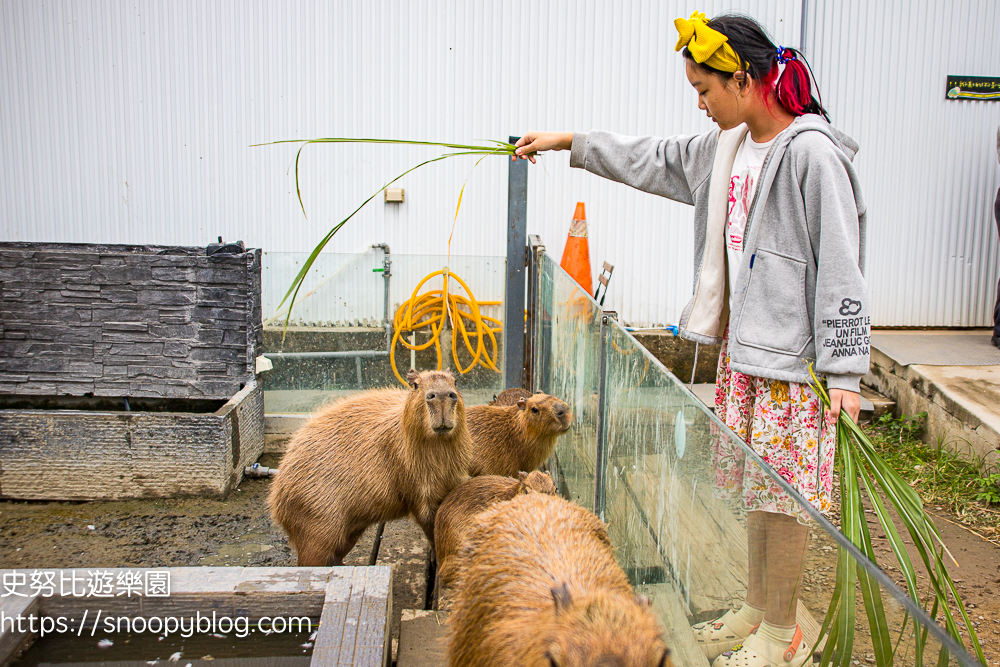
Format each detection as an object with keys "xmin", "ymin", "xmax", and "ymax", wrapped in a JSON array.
[{"xmin": 735, "ymin": 248, "xmax": 812, "ymax": 355}]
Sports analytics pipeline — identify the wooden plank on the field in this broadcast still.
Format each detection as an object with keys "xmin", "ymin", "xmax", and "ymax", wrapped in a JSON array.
[
  {"xmin": 234, "ymin": 567, "xmax": 333, "ymax": 618},
  {"xmin": 140, "ymin": 567, "xmax": 243, "ymax": 617},
  {"xmin": 397, "ymin": 610, "xmax": 448, "ymax": 667},
  {"xmin": 36, "ymin": 569, "xmax": 143, "ymax": 621},
  {"xmin": 338, "ymin": 568, "xmax": 369, "ymax": 666},
  {"xmin": 0, "ymin": 594, "xmax": 39, "ymax": 667},
  {"xmin": 311, "ymin": 571, "xmax": 354, "ymax": 667},
  {"xmin": 357, "ymin": 567, "xmax": 392, "ymax": 650},
  {"xmin": 640, "ymin": 582, "xmax": 711, "ymax": 667}
]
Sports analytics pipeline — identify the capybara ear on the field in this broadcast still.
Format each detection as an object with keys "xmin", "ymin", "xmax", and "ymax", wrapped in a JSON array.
[
  {"xmin": 517, "ymin": 471, "xmax": 529, "ymax": 482},
  {"xmin": 635, "ymin": 594, "xmax": 652, "ymax": 608},
  {"xmin": 550, "ymin": 582, "xmax": 572, "ymax": 613},
  {"xmin": 407, "ymin": 369, "xmax": 420, "ymax": 389},
  {"xmin": 534, "ymin": 389, "xmax": 544, "ymax": 394},
  {"xmin": 516, "ymin": 397, "xmax": 527, "ymax": 410}
]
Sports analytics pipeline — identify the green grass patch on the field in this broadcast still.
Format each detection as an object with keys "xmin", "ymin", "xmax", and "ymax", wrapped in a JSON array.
[{"xmin": 862, "ymin": 412, "xmax": 1000, "ymax": 543}]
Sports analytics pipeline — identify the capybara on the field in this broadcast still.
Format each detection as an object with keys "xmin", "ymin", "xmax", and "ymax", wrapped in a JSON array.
[
  {"xmin": 489, "ymin": 387, "xmax": 533, "ymax": 406},
  {"xmin": 466, "ymin": 392, "xmax": 571, "ymax": 477},
  {"xmin": 268, "ymin": 369, "xmax": 471, "ymax": 566},
  {"xmin": 434, "ymin": 471, "xmax": 557, "ymax": 588},
  {"xmin": 447, "ymin": 493, "xmax": 671, "ymax": 667}
]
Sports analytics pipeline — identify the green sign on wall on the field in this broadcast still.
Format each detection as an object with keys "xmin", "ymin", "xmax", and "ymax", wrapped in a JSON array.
[{"xmin": 946, "ymin": 76, "xmax": 1000, "ymax": 101}]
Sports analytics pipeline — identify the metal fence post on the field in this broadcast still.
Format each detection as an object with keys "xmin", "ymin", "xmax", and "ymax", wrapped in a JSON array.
[
  {"xmin": 526, "ymin": 234, "xmax": 545, "ymax": 391},
  {"xmin": 504, "ymin": 136, "xmax": 528, "ymax": 389},
  {"xmin": 594, "ymin": 310, "xmax": 617, "ymax": 522}
]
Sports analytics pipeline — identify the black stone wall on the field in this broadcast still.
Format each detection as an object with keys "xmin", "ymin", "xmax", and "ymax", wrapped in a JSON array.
[{"xmin": 0, "ymin": 243, "xmax": 262, "ymax": 399}]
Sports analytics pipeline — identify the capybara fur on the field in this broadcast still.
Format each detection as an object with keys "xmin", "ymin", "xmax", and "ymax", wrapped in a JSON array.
[
  {"xmin": 467, "ymin": 392, "xmax": 571, "ymax": 477},
  {"xmin": 489, "ymin": 387, "xmax": 533, "ymax": 406},
  {"xmin": 447, "ymin": 493, "xmax": 671, "ymax": 667},
  {"xmin": 268, "ymin": 369, "xmax": 471, "ymax": 566},
  {"xmin": 434, "ymin": 471, "xmax": 556, "ymax": 588}
]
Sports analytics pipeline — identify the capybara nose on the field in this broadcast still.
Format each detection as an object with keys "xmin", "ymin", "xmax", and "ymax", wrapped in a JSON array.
[{"xmin": 554, "ymin": 402, "xmax": 569, "ymax": 417}]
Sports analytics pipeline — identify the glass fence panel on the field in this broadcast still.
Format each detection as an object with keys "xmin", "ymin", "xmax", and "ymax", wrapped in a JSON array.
[
  {"xmin": 260, "ymin": 251, "xmax": 506, "ymax": 412},
  {"xmin": 536, "ymin": 256, "xmax": 603, "ymax": 511},
  {"xmin": 598, "ymin": 320, "xmax": 978, "ymax": 667},
  {"xmin": 536, "ymin": 253, "xmax": 977, "ymax": 667}
]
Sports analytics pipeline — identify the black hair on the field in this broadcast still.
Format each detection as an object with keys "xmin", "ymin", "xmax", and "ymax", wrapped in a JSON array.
[{"xmin": 681, "ymin": 14, "xmax": 829, "ymax": 121}]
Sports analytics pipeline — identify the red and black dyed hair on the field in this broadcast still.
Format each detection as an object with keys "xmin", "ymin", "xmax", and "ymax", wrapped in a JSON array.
[{"xmin": 681, "ymin": 14, "xmax": 829, "ymax": 121}]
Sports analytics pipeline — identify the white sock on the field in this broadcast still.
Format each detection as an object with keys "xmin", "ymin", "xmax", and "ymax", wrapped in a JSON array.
[
  {"xmin": 756, "ymin": 620, "xmax": 797, "ymax": 646},
  {"xmin": 733, "ymin": 603, "xmax": 765, "ymax": 628}
]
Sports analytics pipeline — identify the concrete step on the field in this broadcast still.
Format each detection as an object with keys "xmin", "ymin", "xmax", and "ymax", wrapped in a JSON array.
[
  {"xmin": 866, "ymin": 342, "xmax": 1000, "ymax": 471},
  {"xmin": 397, "ymin": 609, "xmax": 449, "ymax": 667},
  {"xmin": 859, "ymin": 385, "xmax": 894, "ymax": 422}
]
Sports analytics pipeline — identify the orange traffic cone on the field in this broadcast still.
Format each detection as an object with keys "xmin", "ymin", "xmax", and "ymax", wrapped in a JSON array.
[{"xmin": 560, "ymin": 202, "xmax": 593, "ymax": 294}]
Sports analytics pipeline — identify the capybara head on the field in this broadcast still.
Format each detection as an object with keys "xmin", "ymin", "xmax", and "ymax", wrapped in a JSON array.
[
  {"xmin": 407, "ymin": 369, "xmax": 464, "ymax": 435},
  {"xmin": 490, "ymin": 387, "xmax": 533, "ymax": 407},
  {"xmin": 543, "ymin": 585, "xmax": 671, "ymax": 667},
  {"xmin": 518, "ymin": 470, "xmax": 557, "ymax": 495},
  {"xmin": 517, "ymin": 392, "xmax": 572, "ymax": 434}
]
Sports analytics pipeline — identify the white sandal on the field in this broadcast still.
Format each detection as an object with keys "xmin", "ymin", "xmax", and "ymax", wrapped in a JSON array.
[
  {"xmin": 692, "ymin": 611, "xmax": 758, "ymax": 660},
  {"xmin": 711, "ymin": 625, "xmax": 810, "ymax": 667}
]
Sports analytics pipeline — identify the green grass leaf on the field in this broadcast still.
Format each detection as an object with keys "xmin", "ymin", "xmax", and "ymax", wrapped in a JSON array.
[
  {"xmin": 254, "ymin": 138, "xmax": 517, "ymax": 333},
  {"xmin": 808, "ymin": 365, "xmax": 985, "ymax": 666}
]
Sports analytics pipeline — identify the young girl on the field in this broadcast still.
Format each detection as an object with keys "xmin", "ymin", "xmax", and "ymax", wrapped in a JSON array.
[{"xmin": 515, "ymin": 12, "xmax": 868, "ymax": 667}]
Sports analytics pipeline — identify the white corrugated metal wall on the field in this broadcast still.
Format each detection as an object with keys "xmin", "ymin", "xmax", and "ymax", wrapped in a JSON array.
[
  {"xmin": 2, "ymin": 0, "xmax": 996, "ymax": 327},
  {"xmin": 805, "ymin": 0, "xmax": 1000, "ymax": 327}
]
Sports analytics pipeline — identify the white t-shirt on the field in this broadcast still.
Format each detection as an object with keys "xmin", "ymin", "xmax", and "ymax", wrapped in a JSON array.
[{"xmin": 727, "ymin": 134, "xmax": 775, "ymax": 306}]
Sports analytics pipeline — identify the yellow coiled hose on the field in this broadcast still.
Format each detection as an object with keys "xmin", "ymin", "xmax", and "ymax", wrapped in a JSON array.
[{"xmin": 390, "ymin": 269, "xmax": 503, "ymax": 386}]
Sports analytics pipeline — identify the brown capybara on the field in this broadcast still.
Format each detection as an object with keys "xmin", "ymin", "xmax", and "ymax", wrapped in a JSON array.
[
  {"xmin": 447, "ymin": 493, "xmax": 671, "ymax": 667},
  {"xmin": 434, "ymin": 471, "xmax": 557, "ymax": 588},
  {"xmin": 466, "ymin": 392, "xmax": 571, "ymax": 477},
  {"xmin": 268, "ymin": 369, "xmax": 471, "ymax": 566},
  {"xmin": 489, "ymin": 387, "xmax": 532, "ymax": 406}
]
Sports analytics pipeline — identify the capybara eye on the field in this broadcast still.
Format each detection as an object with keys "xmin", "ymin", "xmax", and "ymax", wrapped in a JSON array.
[
  {"xmin": 427, "ymin": 393, "xmax": 435, "ymax": 400},
  {"xmin": 449, "ymin": 392, "xmax": 458, "ymax": 400},
  {"xmin": 532, "ymin": 407, "xmax": 539, "ymax": 413}
]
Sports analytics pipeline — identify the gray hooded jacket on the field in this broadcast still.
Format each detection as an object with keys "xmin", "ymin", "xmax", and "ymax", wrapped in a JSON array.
[{"xmin": 570, "ymin": 114, "xmax": 869, "ymax": 393}]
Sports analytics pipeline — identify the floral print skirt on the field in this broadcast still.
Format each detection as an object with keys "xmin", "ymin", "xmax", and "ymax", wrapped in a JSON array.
[{"xmin": 712, "ymin": 329, "xmax": 836, "ymax": 523}]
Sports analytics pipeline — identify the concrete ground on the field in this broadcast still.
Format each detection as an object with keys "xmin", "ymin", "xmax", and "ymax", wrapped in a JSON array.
[{"xmin": 865, "ymin": 329, "xmax": 1000, "ymax": 471}]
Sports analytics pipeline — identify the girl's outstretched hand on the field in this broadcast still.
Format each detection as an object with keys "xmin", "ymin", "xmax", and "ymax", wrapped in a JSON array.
[{"xmin": 513, "ymin": 132, "xmax": 574, "ymax": 164}]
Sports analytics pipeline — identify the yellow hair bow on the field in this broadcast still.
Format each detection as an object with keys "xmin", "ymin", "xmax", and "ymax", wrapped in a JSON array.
[{"xmin": 674, "ymin": 11, "xmax": 743, "ymax": 73}]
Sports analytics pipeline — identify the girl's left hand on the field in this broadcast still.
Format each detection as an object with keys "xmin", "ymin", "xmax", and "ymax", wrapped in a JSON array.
[{"xmin": 829, "ymin": 389, "xmax": 861, "ymax": 423}]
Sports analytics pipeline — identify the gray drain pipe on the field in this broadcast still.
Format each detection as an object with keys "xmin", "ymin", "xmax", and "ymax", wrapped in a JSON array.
[{"xmin": 244, "ymin": 463, "xmax": 279, "ymax": 478}]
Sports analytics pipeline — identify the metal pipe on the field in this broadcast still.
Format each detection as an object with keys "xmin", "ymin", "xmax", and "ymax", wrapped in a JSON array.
[
  {"xmin": 244, "ymin": 463, "xmax": 279, "ymax": 478},
  {"xmin": 526, "ymin": 235, "xmax": 545, "ymax": 391},
  {"xmin": 689, "ymin": 342, "xmax": 700, "ymax": 388},
  {"xmin": 504, "ymin": 136, "xmax": 528, "ymax": 389},
  {"xmin": 372, "ymin": 243, "xmax": 392, "ymax": 354},
  {"xmin": 263, "ymin": 350, "xmax": 389, "ymax": 359},
  {"xmin": 594, "ymin": 311, "xmax": 616, "ymax": 523}
]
